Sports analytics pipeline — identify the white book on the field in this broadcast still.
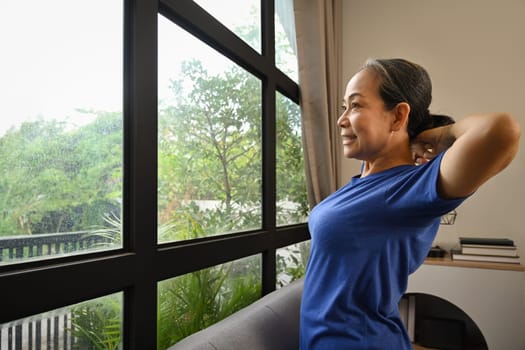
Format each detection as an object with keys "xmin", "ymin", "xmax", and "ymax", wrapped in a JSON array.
[
  {"xmin": 461, "ymin": 245, "xmax": 518, "ymax": 257},
  {"xmin": 452, "ymin": 250, "xmax": 521, "ymax": 264}
]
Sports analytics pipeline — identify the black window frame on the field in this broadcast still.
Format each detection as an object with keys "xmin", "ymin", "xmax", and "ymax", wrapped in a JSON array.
[{"xmin": 0, "ymin": 0, "xmax": 309, "ymax": 348}]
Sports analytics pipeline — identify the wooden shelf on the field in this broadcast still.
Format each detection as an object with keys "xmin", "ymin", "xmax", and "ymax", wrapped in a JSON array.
[
  {"xmin": 413, "ymin": 344, "xmax": 437, "ymax": 350},
  {"xmin": 424, "ymin": 255, "xmax": 525, "ymax": 271}
]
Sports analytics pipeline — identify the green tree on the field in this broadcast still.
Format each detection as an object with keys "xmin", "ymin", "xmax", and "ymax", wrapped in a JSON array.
[
  {"xmin": 0, "ymin": 119, "xmax": 69, "ymax": 234},
  {"xmin": 276, "ymin": 93, "xmax": 308, "ymax": 224},
  {"xmin": 0, "ymin": 112, "xmax": 122, "ymax": 236},
  {"xmin": 158, "ymin": 60, "xmax": 262, "ymax": 233}
]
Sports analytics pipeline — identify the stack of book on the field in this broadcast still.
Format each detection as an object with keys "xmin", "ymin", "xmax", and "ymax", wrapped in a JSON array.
[{"xmin": 451, "ymin": 237, "xmax": 520, "ymax": 264}]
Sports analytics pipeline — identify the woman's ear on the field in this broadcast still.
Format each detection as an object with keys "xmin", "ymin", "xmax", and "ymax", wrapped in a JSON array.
[{"xmin": 391, "ymin": 102, "xmax": 410, "ymax": 131}]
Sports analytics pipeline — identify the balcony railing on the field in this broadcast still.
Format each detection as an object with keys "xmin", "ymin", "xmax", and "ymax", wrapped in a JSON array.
[
  {"xmin": 1, "ymin": 309, "xmax": 73, "ymax": 350},
  {"xmin": 0, "ymin": 231, "xmax": 114, "ymax": 264},
  {"xmin": 0, "ymin": 231, "xmax": 117, "ymax": 349}
]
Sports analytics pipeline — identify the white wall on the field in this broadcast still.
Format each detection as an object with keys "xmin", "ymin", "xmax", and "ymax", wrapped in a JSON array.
[{"xmin": 341, "ymin": 0, "xmax": 525, "ymax": 259}]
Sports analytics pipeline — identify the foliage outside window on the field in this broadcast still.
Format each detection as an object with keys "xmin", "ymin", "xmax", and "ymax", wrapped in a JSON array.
[
  {"xmin": 157, "ymin": 18, "xmax": 263, "ymax": 239},
  {"xmin": 157, "ymin": 5, "xmax": 308, "ymax": 241},
  {"xmin": 276, "ymin": 241, "xmax": 310, "ymax": 288},
  {"xmin": 276, "ymin": 92, "xmax": 308, "ymax": 226},
  {"xmin": 0, "ymin": 293, "xmax": 123, "ymax": 350},
  {"xmin": 157, "ymin": 255, "xmax": 261, "ymax": 349}
]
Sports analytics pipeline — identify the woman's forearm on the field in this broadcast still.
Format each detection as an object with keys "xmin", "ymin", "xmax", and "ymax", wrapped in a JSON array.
[
  {"xmin": 439, "ymin": 112, "xmax": 520, "ymax": 198},
  {"xmin": 448, "ymin": 112, "xmax": 520, "ymax": 168}
]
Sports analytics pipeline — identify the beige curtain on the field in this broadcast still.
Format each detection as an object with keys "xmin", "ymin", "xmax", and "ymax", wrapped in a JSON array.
[{"xmin": 294, "ymin": 0, "xmax": 343, "ymax": 207}]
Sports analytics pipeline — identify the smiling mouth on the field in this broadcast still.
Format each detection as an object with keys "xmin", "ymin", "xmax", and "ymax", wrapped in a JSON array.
[{"xmin": 341, "ymin": 135, "xmax": 356, "ymax": 145}]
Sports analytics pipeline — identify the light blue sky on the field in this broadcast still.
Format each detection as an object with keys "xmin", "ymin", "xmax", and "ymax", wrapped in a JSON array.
[
  {"xmin": 0, "ymin": 0, "xmax": 123, "ymax": 135},
  {"xmin": 0, "ymin": 0, "xmax": 284, "ymax": 136}
]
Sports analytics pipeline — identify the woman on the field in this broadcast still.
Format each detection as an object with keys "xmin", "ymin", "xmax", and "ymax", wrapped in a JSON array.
[{"xmin": 299, "ymin": 58, "xmax": 521, "ymax": 349}]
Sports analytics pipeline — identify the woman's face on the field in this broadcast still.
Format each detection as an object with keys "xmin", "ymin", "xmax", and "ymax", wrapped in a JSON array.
[{"xmin": 338, "ymin": 68, "xmax": 395, "ymax": 160}]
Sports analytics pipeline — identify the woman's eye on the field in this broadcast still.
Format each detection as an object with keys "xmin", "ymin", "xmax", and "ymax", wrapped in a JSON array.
[{"xmin": 341, "ymin": 102, "xmax": 361, "ymax": 111}]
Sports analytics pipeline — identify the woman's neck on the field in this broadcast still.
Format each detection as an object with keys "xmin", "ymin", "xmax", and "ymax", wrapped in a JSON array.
[{"xmin": 360, "ymin": 145, "xmax": 414, "ymax": 177}]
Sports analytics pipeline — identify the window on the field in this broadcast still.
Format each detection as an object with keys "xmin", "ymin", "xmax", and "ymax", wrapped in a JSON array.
[
  {"xmin": 193, "ymin": 0, "xmax": 261, "ymax": 53},
  {"xmin": 0, "ymin": 293, "xmax": 123, "ymax": 349},
  {"xmin": 275, "ymin": 0, "xmax": 298, "ymax": 82},
  {"xmin": 157, "ymin": 255, "xmax": 261, "ymax": 347},
  {"xmin": 276, "ymin": 241, "xmax": 310, "ymax": 288},
  {"xmin": 276, "ymin": 91, "xmax": 308, "ymax": 226},
  {"xmin": 0, "ymin": 1, "xmax": 308, "ymax": 348},
  {"xmin": 158, "ymin": 15, "xmax": 263, "ymax": 241},
  {"xmin": 0, "ymin": 0, "xmax": 123, "ymax": 265}
]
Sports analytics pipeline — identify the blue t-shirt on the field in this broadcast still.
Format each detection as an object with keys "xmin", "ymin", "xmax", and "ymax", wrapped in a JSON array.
[{"xmin": 299, "ymin": 152, "xmax": 466, "ymax": 349}]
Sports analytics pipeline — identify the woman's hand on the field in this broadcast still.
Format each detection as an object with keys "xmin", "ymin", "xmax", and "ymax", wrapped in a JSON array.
[
  {"xmin": 413, "ymin": 113, "xmax": 520, "ymax": 199},
  {"xmin": 411, "ymin": 125, "xmax": 455, "ymax": 165}
]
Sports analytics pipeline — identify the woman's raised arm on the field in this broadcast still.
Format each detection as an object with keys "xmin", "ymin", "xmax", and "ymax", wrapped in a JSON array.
[{"xmin": 413, "ymin": 113, "xmax": 521, "ymax": 199}]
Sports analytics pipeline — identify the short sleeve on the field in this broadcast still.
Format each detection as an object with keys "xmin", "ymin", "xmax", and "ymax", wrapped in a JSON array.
[{"xmin": 384, "ymin": 151, "xmax": 468, "ymax": 220}]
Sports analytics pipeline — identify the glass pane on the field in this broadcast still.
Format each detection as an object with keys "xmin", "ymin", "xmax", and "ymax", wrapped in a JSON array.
[
  {"xmin": 0, "ymin": 0, "xmax": 123, "ymax": 265},
  {"xmin": 276, "ymin": 241, "xmax": 310, "ymax": 288},
  {"xmin": 276, "ymin": 92, "xmax": 308, "ymax": 226},
  {"xmin": 158, "ymin": 15, "xmax": 262, "ymax": 243},
  {"xmin": 193, "ymin": 0, "xmax": 261, "ymax": 53},
  {"xmin": 275, "ymin": 0, "xmax": 298, "ymax": 82},
  {"xmin": 0, "ymin": 292, "xmax": 123, "ymax": 349},
  {"xmin": 157, "ymin": 255, "xmax": 261, "ymax": 349}
]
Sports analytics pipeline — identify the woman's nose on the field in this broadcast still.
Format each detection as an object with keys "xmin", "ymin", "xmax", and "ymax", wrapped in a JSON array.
[{"xmin": 337, "ymin": 111, "xmax": 349, "ymax": 128}]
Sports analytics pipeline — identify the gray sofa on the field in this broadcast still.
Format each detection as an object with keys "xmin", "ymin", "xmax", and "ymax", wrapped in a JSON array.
[{"xmin": 167, "ymin": 277, "xmax": 304, "ymax": 350}]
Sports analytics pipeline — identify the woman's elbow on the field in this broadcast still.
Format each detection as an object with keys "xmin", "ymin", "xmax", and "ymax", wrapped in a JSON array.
[
  {"xmin": 494, "ymin": 112, "xmax": 521, "ymax": 166},
  {"xmin": 499, "ymin": 112, "xmax": 520, "ymax": 146}
]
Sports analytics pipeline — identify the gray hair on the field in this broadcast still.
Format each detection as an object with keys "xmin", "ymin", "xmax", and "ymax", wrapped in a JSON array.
[{"xmin": 362, "ymin": 58, "xmax": 445, "ymax": 139}]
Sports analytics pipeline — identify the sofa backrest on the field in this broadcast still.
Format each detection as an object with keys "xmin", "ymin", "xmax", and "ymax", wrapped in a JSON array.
[{"xmin": 167, "ymin": 277, "xmax": 304, "ymax": 350}]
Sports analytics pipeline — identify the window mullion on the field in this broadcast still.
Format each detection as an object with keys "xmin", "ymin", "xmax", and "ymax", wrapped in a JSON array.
[
  {"xmin": 260, "ymin": 0, "xmax": 278, "ymax": 295},
  {"xmin": 123, "ymin": 0, "xmax": 159, "ymax": 348}
]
